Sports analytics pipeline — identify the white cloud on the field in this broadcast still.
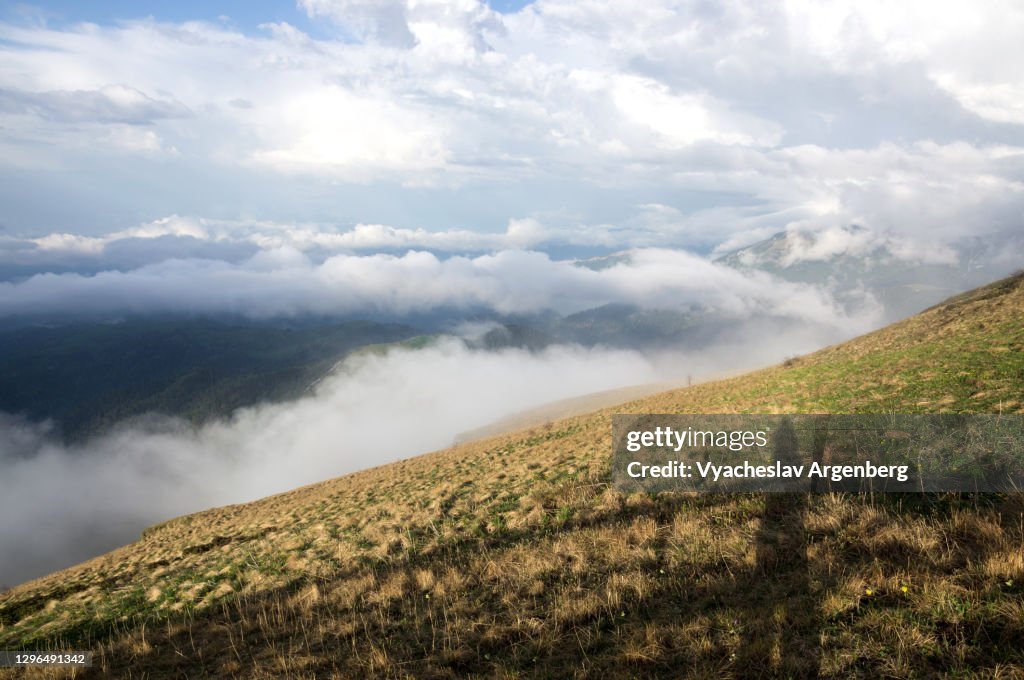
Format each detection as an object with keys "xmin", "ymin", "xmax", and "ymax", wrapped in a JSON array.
[
  {"xmin": 299, "ymin": 0, "xmax": 501, "ymax": 54},
  {"xmin": 504, "ymin": 217, "xmax": 545, "ymax": 248},
  {"xmin": 31, "ymin": 233, "xmax": 107, "ymax": 254},
  {"xmin": 10, "ymin": 213, "xmax": 625, "ymax": 261},
  {"xmin": 781, "ymin": 0, "xmax": 1024, "ymax": 124},
  {"xmin": 933, "ymin": 76, "xmax": 1024, "ymax": 126},
  {"xmin": 1, "ymin": 1, "xmax": 1019, "ymax": 192},
  {"xmin": 610, "ymin": 75, "xmax": 781, "ymax": 148},
  {"xmin": 29, "ymin": 216, "xmax": 208, "ymax": 253},
  {"xmin": 0, "ymin": 245, "xmax": 879, "ymax": 336},
  {"xmin": 772, "ymin": 225, "xmax": 959, "ymax": 267},
  {"xmin": 0, "ymin": 84, "xmax": 190, "ymax": 124},
  {"xmin": 113, "ymin": 215, "xmax": 208, "ymax": 240},
  {"xmin": 251, "ymin": 86, "xmax": 451, "ymax": 179},
  {"xmin": 102, "ymin": 125, "xmax": 179, "ymax": 155}
]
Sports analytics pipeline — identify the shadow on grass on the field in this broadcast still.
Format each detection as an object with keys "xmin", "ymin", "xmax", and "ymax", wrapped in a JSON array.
[{"xmin": 732, "ymin": 417, "xmax": 822, "ymax": 678}]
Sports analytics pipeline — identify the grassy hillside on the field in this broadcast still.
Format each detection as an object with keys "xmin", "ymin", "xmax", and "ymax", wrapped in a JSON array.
[{"xmin": 2, "ymin": 273, "xmax": 1023, "ymax": 678}]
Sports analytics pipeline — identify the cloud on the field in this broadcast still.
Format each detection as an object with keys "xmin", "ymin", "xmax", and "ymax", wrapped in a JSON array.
[
  {"xmin": 299, "ymin": 0, "xmax": 501, "ymax": 53},
  {"xmin": 299, "ymin": 0, "xmax": 418, "ymax": 46},
  {"xmin": 12, "ymin": 139, "xmax": 1019, "ymax": 269},
  {"xmin": 0, "ymin": 216, "xmax": 233, "ymax": 279},
  {"xmin": 1, "ymin": 0, "xmax": 1021, "ymax": 246},
  {"xmin": 250, "ymin": 86, "xmax": 451, "ymax": 179},
  {"xmin": 607, "ymin": 75, "xmax": 782, "ymax": 148},
  {"xmin": 0, "ymin": 246, "xmax": 880, "ymax": 333},
  {"xmin": 101, "ymin": 126, "xmax": 179, "ymax": 155},
  {"xmin": 778, "ymin": 0, "xmax": 1024, "ymax": 125},
  {"xmin": 0, "ymin": 84, "xmax": 190, "ymax": 125},
  {"xmin": 0, "ymin": 217, "xmax": 549, "ymax": 271},
  {"xmin": 26, "ymin": 216, "xmax": 208, "ymax": 255},
  {"xmin": 771, "ymin": 225, "xmax": 959, "ymax": 267}
]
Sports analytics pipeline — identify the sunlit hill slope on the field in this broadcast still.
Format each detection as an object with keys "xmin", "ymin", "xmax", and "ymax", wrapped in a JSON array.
[{"xmin": 2, "ymin": 273, "xmax": 1023, "ymax": 678}]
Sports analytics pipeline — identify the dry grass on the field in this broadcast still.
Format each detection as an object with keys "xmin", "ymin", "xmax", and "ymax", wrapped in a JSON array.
[{"xmin": 1, "ymin": 273, "xmax": 1023, "ymax": 678}]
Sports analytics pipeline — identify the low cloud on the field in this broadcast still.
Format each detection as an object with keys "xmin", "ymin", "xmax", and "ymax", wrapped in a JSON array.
[
  {"xmin": 770, "ymin": 226, "xmax": 960, "ymax": 267},
  {"xmin": 0, "ymin": 341, "xmax": 654, "ymax": 586},
  {"xmin": 0, "ymin": 246, "xmax": 879, "ymax": 334}
]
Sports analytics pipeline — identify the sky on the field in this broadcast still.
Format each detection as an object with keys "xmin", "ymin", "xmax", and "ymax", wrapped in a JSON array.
[{"xmin": 0, "ymin": 0, "xmax": 1020, "ymax": 257}]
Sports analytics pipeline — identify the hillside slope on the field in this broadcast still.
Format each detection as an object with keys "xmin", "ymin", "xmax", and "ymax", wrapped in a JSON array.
[{"xmin": 2, "ymin": 273, "xmax": 1023, "ymax": 678}]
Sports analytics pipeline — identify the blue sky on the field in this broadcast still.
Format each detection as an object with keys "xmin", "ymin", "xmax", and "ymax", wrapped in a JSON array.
[
  {"xmin": 3, "ymin": 1, "xmax": 534, "ymax": 34},
  {"xmin": 5, "ymin": 1, "xmax": 309, "ymax": 26}
]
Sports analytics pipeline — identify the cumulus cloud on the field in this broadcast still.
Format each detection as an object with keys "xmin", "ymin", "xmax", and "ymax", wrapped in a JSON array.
[
  {"xmin": 779, "ymin": 0, "xmax": 1024, "ymax": 126},
  {"xmin": 607, "ymin": 75, "xmax": 782, "ymax": 149},
  {"xmin": 1, "ymin": 1, "xmax": 1021, "ymax": 247},
  {"xmin": 250, "ymin": 86, "xmax": 452, "ymax": 178}
]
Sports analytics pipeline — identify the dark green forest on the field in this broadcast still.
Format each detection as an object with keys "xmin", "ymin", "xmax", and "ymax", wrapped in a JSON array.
[{"xmin": 0, "ymin": 318, "xmax": 420, "ymax": 441}]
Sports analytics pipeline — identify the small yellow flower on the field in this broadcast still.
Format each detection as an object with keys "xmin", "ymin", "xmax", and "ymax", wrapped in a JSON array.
[
  {"xmin": 901, "ymin": 586, "xmax": 908, "ymax": 593},
  {"xmin": 865, "ymin": 588, "xmax": 873, "ymax": 596}
]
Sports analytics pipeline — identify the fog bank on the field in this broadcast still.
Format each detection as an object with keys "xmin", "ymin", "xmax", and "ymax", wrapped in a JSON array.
[{"xmin": 2, "ymin": 340, "xmax": 656, "ymax": 586}]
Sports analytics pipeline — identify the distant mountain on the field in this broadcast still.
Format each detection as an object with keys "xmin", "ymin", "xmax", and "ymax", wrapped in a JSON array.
[
  {"xmin": 0, "ymin": 318, "xmax": 422, "ymax": 441},
  {"xmin": 460, "ymin": 305, "xmax": 709, "ymax": 353},
  {"xmin": 717, "ymin": 228, "xmax": 1021, "ymax": 321},
  {"xmin": 468, "ymin": 323, "xmax": 559, "ymax": 352},
  {"xmin": 552, "ymin": 303, "xmax": 704, "ymax": 347}
]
